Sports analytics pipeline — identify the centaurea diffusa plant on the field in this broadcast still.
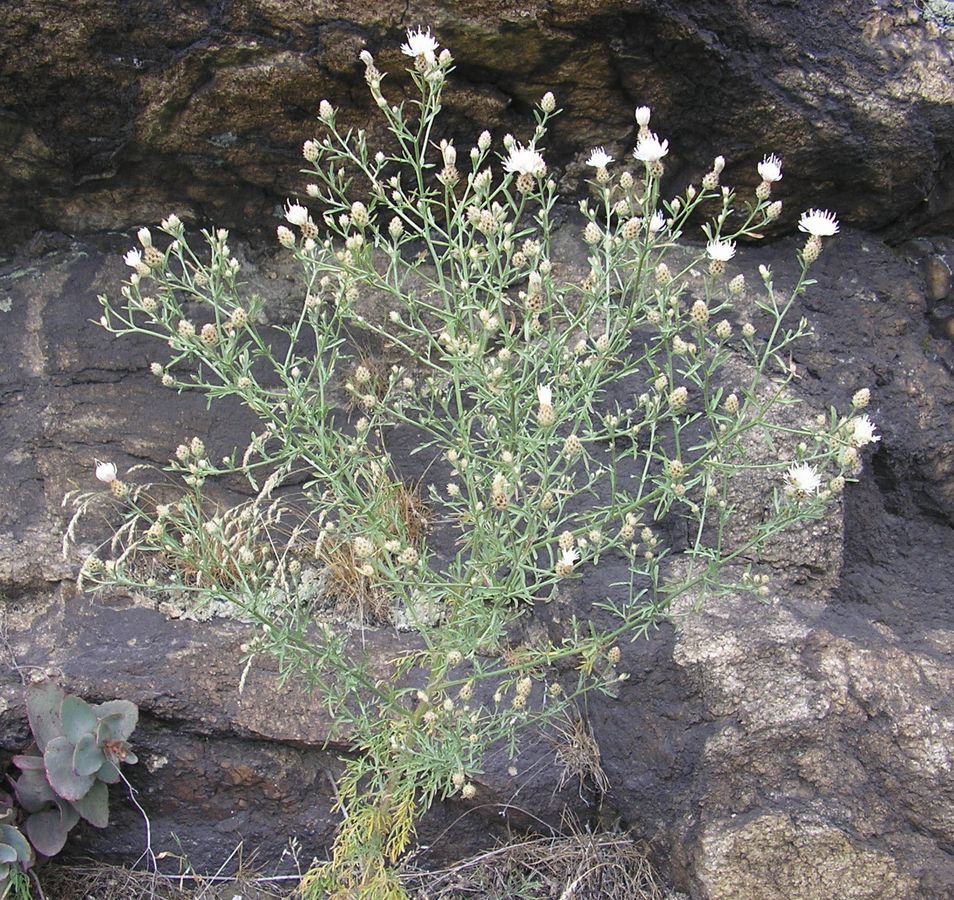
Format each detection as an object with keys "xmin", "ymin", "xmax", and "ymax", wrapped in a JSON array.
[{"xmin": 68, "ymin": 28, "xmax": 877, "ymax": 899}]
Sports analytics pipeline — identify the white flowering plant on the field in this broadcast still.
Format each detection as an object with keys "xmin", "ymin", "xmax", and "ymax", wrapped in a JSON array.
[{"xmin": 68, "ymin": 28, "xmax": 878, "ymax": 899}]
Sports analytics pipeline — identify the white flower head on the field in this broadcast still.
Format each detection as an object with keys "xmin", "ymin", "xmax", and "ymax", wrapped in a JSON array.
[
  {"xmin": 537, "ymin": 384, "xmax": 553, "ymax": 407},
  {"xmin": 503, "ymin": 143, "xmax": 546, "ymax": 177},
  {"xmin": 648, "ymin": 210, "xmax": 666, "ymax": 233},
  {"xmin": 850, "ymin": 414, "xmax": 880, "ymax": 447},
  {"xmin": 123, "ymin": 249, "xmax": 143, "ymax": 269},
  {"xmin": 137, "ymin": 227, "xmax": 153, "ymax": 248},
  {"xmin": 401, "ymin": 27, "xmax": 439, "ymax": 63},
  {"xmin": 633, "ymin": 133, "xmax": 669, "ymax": 163},
  {"xmin": 634, "ymin": 106, "xmax": 651, "ymax": 127},
  {"xmin": 560, "ymin": 548, "xmax": 579, "ymax": 568},
  {"xmin": 706, "ymin": 239, "xmax": 737, "ymax": 262},
  {"xmin": 284, "ymin": 200, "xmax": 310, "ymax": 227},
  {"xmin": 586, "ymin": 147, "xmax": 614, "ymax": 169},
  {"xmin": 95, "ymin": 460, "xmax": 118, "ymax": 483},
  {"xmin": 785, "ymin": 462, "xmax": 822, "ymax": 498},
  {"xmin": 798, "ymin": 208, "xmax": 840, "ymax": 237},
  {"xmin": 758, "ymin": 153, "xmax": 783, "ymax": 182}
]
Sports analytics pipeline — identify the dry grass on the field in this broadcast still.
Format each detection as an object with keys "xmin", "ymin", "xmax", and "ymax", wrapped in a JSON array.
[
  {"xmin": 38, "ymin": 863, "xmax": 296, "ymax": 900},
  {"xmin": 318, "ymin": 477, "xmax": 429, "ymax": 625},
  {"xmin": 35, "ymin": 833, "xmax": 666, "ymax": 900},
  {"xmin": 549, "ymin": 713, "xmax": 611, "ymax": 796},
  {"xmin": 321, "ymin": 539, "xmax": 394, "ymax": 623},
  {"xmin": 403, "ymin": 832, "xmax": 667, "ymax": 899}
]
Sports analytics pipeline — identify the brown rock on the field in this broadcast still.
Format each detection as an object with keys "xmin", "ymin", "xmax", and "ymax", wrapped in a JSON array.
[
  {"xmin": 924, "ymin": 254, "xmax": 952, "ymax": 304},
  {"xmin": 1, "ymin": 1, "xmax": 952, "ymax": 250}
]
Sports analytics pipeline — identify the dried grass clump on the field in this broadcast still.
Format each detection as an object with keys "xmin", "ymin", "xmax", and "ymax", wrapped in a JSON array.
[
  {"xmin": 321, "ymin": 539, "xmax": 393, "ymax": 623},
  {"xmin": 402, "ymin": 832, "xmax": 666, "ymax": 899},
  {"xmin": 550, "ymin": 713, "xmax": 611, "ymax": 796},
  {"xmin": 318, "ymin": 477, "xmax": 429, "ymax": 624},
  {"xmin": 35, "ymin": 832, "xmax": 667, "ymax": 900},
  {"xmin": 38, "ymin": 864, "xmax": 294, "ymax": 900}
]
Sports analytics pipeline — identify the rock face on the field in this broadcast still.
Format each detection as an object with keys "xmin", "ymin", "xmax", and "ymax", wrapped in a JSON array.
[
  {"xmin": 2, "ymin": 222, "xmax": 954, "ymax": 895},
  {"xmin": 3, "ymin": 2, "xmax": 954, "ymax": 893},
  {"xmin": 593, "ymin": 231, "xmax": 954, "ymax": 898},
  {"xmin": 1, "ymin": 0, "xmax": 952, "ymax": 252}
]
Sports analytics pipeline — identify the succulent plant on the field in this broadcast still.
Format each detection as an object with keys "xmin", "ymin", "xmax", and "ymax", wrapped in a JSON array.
[
  {"xmin": 11, "ymin": 682, "xmax": 138, "ymax": 858},
  {"xmin": 0, "ymin": 796, "xmax": 33, "ymax": 898}
]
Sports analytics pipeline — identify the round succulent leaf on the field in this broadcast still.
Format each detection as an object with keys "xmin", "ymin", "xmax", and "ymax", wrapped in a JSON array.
[
  {"xmin": 0, "ymin": 845, "xmax": 17, "ymax": 865},
  {"xmin": 70, "ymin": 780, "xmax": 108, "ymax": 828},
  {"xmin": 60, "ymin": 696, "xmax": 97, "ymax": 744},
  {"xmin": 95, "ymin": 759, "xmax": 120, "ymax": 785},
  {"xmin": 0, "ymin": 826, "xmax": 32, "ymax": 864},
  {"xmin": 53, "ymin": 798, "xmax": 79, "ymax": 833},
  {"xmin": 72, "ymin": 734, "xmax": 105, "ymax": 777},
  {"xmin": 43, "ymin": 737, "xmax": 95, "ymax": 802},
  {"xmin": 0, "ymin": 862, "xmax": 9, "ymax": 882},
  {"xmin": 93, "ymin": 701, "xmax": 138, "ymax": 742},
  {"xmin": 11, "ymin": 755, "xmax": 45, "ymax": 772},
  {"xmin": 12, "ymin": 770, "xmax": 55, "ymax": 813},
  {"xmin": 24, "ymin": 810, "xmax": 71, "ymax": 857},
  {"xmin": 25, "ymin": 683, "xmax": 66, "ymax": 753}
]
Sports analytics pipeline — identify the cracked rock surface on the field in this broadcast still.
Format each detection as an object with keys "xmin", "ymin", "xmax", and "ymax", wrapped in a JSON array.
[{"xmin": 2, "ymin": 223, "xmax": 953, "ymax": 895}]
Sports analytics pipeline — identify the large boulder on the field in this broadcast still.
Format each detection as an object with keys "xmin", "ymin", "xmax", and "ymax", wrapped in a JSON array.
[
  {"xmin": 1, "ymin": 0, "xmax": 952, "ymax": 252},
  {"xmin": 2, "ymin": 219, "xmax": 953, "ymax": 895},
  {"xmin": 593, "ymin": 231, "xmax": 954, "ymax": 897}
]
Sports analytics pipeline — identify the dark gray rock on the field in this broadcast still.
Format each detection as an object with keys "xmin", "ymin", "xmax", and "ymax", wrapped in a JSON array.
[{"xmin": 2, "ymin": 225, "xmax": 954, "ymax": 895}]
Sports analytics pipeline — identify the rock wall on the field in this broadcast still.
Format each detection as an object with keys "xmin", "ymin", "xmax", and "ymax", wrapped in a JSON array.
[
  {"xmin": 2, "ymin": 222, "xmax": 953, "ymax": 895},
  {"xmin": 1, "ymin": 0, "xmax": 952, "ymax": 252},
  {"xmin": 2, "ymin": 1, "xmax": 954, "ymax": 896}
]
